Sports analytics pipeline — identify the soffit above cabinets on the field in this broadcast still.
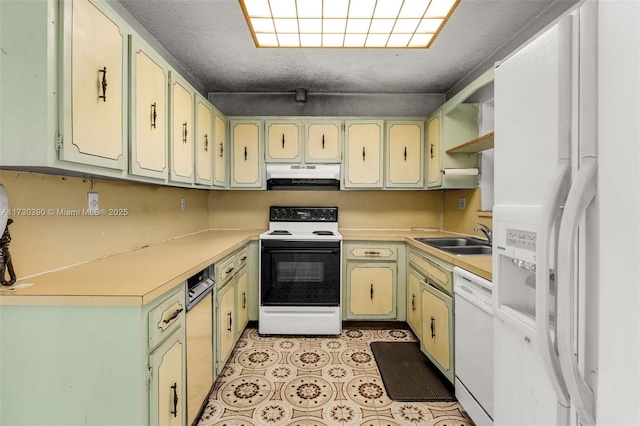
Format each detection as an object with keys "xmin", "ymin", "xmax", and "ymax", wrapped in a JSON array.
[{"xmin": 117, "ymin": 0, "xmax": 579, "ymax": 94}]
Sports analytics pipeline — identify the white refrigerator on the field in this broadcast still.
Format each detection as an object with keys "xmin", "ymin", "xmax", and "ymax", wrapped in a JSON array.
[{"xmin": 493, "ymin": 0, "xmax": 640, "ymax": 425}]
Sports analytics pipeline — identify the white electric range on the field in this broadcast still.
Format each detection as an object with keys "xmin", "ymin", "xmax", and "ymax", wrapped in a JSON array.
[{"xmin": 259, "ymin": 206, "xmax": 342, "ymax": 335}]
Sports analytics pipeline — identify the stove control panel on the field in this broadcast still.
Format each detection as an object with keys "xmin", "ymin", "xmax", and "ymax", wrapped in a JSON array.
[{"xmin": 270, "ymin": 206, "xmax": 338, "ymax": 222}]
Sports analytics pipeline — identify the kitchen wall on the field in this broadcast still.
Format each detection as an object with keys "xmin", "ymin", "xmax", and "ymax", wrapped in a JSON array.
[
  {"xmin": 210, "ymin": 92, "xmax": 444, "ymax": 117},
  {"xmin": 208, "ymin": 190, "xmax": 442, "ymax": 231},
  {"xmin": 0, "ymin": 171, "xmax": 209, "ymax": 278},
  {"xmin": 3, "ymin": 169, "xmax": 483, "ymax": 279},
  {"xmin": 442, "ymin": 188, "xmax": 492, "ymax": 238}
]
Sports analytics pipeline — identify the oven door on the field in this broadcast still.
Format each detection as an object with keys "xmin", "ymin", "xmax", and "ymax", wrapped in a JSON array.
[{"xmin": 261, "ymin": 240, "xmax": 340, "ymax": 307}]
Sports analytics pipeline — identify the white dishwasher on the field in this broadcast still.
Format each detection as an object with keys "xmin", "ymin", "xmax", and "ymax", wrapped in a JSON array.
[{"xmin": 454, "ymin": 267, "xmax": 494, "ymax": 426}]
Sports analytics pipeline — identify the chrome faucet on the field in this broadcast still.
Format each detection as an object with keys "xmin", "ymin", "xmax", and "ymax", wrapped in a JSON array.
[{"xmin": 474, "ymin": 223, "xmax": 493, "ymax": 246}]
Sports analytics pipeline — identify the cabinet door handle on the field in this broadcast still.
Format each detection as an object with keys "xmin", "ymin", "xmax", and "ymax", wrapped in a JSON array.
[
  {"xmin": 242, "ymin": 292, "xmax": 246, "ymax": 309},
  {"xmin": 240, "ymin": 255, "xmax": 247, "ymax": 262},
  {"xmin": 364, "ymin": 251, "xmax": 380, "ymax": 256},
  {"xmin": 170, "ymin": 383, "xmax": 178, "ymax": 417},
  {"xmin": 370, "ymin": 283, "xmax": 374, "ymax": 300},
  {"xmin": 404, "ymin": 146, "xmax": 407, "ymax": 161},
  {"xmin": 220, "ymin": 142, "xmax": 224, "ymax": 158},
  {"xmin": 411, "ymin": 295, "xmax": 415, "ymax": 311},
  {"xmin": 362, "ymin": 146, "xmax": 366, "ymax": 161},
  {"xmin": 183, "ymin": 122, "xmax": 188, "ymax": 143},
  {"xmin": 322, "ymin": 134, "xmax": 325, "ymax": 149},
  {"xmin": 98, "ymin": 67, "xmax": 107, "ymax": 102},
  {"xmin": 430, "ymin": 316, "xmax": 435, "ymax": 338},
  {"xmin": 225, "ymin": 267, "xmax": 234, "ymax": 275},
  {"xmin": 204, "ymin": 134, "xmax": 209, "ymax": 152},
  {"xmin": 282, "ymin": 133, "xmax": 285, "ymax": 149},
  {"xmin": 227, "ymin": 311, "xmax": 233, "ymax": 331},
  {"xmin": 151, "ymin": 103, "xmax": 157, "ymax": 129},
  {"xmin": 244, "ymin": 146, "xmax": 248, "ymax": 161},
  {"xmin": 430, "ymin": 143, "xmax": 434, "ymax": 159},
  {"xmin": 163, "ymin": 308, "xmax": 184, "ymax": 324}
]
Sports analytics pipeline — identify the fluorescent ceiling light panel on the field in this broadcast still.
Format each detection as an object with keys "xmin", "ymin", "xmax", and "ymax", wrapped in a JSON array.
[{"xmin": 240, "ymin": 0, "xmax": 460, "ymax": 48}]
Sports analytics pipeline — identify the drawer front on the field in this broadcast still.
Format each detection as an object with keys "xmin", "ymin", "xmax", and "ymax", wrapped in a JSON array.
[
  {"xmin": 408, "ymin": 249, "xmax": 453, "ymax": 295},
  {"xmin": 347, "ymin": 244, "xmax": 398, "ymax": 261},
  {"xmin": 148, "ymin": 288, "xmax": 185, "ymax": 348},
  {"xmin": 216, "ymin": 255, "xmax": 236, "ymax": 285},
  {"xmin": 236, "ymin": 246, "xmax": 249, "ymax": 270}
]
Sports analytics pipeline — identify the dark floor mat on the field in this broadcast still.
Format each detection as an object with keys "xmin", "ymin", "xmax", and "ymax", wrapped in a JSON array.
[{"xmin": 370, "ymin": 341, "xmax": 456, "ymax": 402}]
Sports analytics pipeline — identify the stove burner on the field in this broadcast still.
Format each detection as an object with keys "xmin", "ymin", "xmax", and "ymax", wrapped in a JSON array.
[
  {"xmin": 313, "ymin": 230, "xmax": 334, "ymax": 236},
  {"xmin": 269, "ymin": 230, "xmax": 291, "ymax": 235}
]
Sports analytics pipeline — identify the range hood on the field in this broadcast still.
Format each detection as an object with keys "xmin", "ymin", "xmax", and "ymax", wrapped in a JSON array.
[{"xmin": 266, "ymin": 164, "xmax": 341, "ymax": 190}]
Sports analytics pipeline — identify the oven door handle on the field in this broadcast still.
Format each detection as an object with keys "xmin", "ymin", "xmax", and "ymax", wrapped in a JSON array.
[{"xmin": 262, "ymin": 249, "xmax": 340, "ymax": 254}]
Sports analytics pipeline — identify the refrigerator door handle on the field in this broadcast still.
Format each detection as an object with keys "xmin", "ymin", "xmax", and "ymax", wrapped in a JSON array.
[
  {"xmin": 557, "ymin": 157, "xmax": 597, "ymax": 426},
  {"xmin": 536, "ymin": 160, "xmax": 571, "ymax": 409}
]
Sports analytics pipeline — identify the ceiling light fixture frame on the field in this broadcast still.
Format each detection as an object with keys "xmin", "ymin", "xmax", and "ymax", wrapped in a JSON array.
[{"xmin": 238, "ymin": 0, "xmax": 461, "ymax": 49}]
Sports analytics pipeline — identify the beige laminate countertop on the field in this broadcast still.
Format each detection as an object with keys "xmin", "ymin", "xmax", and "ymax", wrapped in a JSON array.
[
  {"xmin": 340, "ymin": 229, "xmax": 492, "ymax": 281},
  {"xmin": 0, "ymin": 230, "xmax": 262, "ymax": 307},
  {"xmin": 0, "ymin": 228, "xmax": 491, "ymax": 307}
]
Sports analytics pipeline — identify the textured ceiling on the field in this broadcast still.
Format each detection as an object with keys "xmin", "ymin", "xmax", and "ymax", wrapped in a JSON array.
[{"xmin": 117, "ymin": 0, "xmax": 571, "ymax": 94}]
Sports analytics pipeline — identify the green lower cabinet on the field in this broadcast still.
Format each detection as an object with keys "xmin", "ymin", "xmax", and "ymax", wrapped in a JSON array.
[
  {"xmin": 214, "ymin": 245, "xmax": 254, "ymax": 375},
  {"xmin": 420, "ymin": 281, "xmax": 455, "ymax": 383},
  {"xmin": 0, "ymin": 285, "xmax": 186, "ymax": 426},
  {"xmin": 216, "ymin": 278, "xmax": 236, "ymax": 375},
  {"xmin": 407, "ymin": 267, "xmax": 423, "ymax": 339},
  {"xmin": 345, "ymin": 261, "xmax": 397, "ymax": 320},
  {"xmin": 235, "ymin": 266, "xmax": 249, "ymax": 337},
  {"xmin": 149, "ymin": 330, "xmax": 186, "ymax": 426}
]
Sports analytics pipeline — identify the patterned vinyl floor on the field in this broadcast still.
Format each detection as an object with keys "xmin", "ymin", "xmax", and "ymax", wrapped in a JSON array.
[{"xmin": 197, "ymin": 325, "xmax": 474, "ymax": 426}]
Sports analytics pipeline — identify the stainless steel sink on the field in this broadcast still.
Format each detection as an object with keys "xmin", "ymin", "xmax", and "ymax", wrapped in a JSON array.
[
  {"xmin": 414, "ymin": 237, "xmax": 489, "ymax": 247},
  {"xmin": 414, "ymin": 237, "xmax": 492, "ymax": 256},
  {"xmin": 443, "ymin": 246, "xmax": 492, "ymax": 255}
]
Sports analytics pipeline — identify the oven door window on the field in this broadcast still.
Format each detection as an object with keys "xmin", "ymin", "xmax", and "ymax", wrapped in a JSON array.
[{"xmin": 261, "ymin": 242, "xmax": 340, "ymax": 307}]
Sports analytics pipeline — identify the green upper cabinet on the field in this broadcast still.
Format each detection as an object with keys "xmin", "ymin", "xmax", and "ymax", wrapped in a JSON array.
[
  {"xmin": 265, "ymin": 119, "xmax": 302, "ymax": 163},
  {"xmin": 385, "ymin": 120, "xmax": 424, "ymax": 188},
  {"xmin": 195, "ymin": 94, "xmax": 214, "ymax": 186},
  {"xmin": 212, "ymin": 109, "xmax": 228, "ymax": 187},
  {"xmin": 169, "ymin": 74, "xmax": 195, "ymax": 184},
  {"xmin": 426, "ymin": 68, "xmax": 494, "ymax": 189},
  {"xmin": 343, "ymin": 120, "xmax": 384, "ymax": 189},
  {"xmin": 426, "ymin": 112, "xmax": 443, "ymax": 188},
  {"xmin": 129, "ymin": 35, "xmax": 169, "ymax": 180},
  {"xmin": 304, "ymin": 120, "xmax": 342, "ymax": 163},
  {"xmin": 229, "ymin": 119, "xmax": 264, "ymax": 188},
  {"xmin": 59, "ymin": 0, "xmax": 128, "ymax": 171}
]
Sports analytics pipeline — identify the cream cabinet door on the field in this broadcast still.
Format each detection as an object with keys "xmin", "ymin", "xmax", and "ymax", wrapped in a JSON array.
[
  {"xmin": 149, "ymin": 331, "xmax": 185, "ymax": 426},
  {"xmin": 60, "ymin": 0, "xmax": 127, "ymax": 170},
  {"xmin": 386, "ymin": 121, "xmax": 424, "ymax": 188},
  {"xmin": 185, "ymin": 294, "xmax": 212, "ymax": 425},
  {"xmin": 421, "ymin": 285, "xmax": 453, "ymax": 373},
  {"xmin": 170, "ymin": 76, "xmax": 195, "ymax": 183},
  {"xmin": 347, "ymin": 262, "xmax": 396, "ymax": 318},
  {"xmin": 216, "ymin": 282, "xmax": 235, "ymax": 374},
  {"xmin": 195, "ymin": 95, "xmax": 213, "ymax": 185},
  {"xmin": 265, "ymin": 120, "xmax": 302, "ymax": 162},
  {"xmin": 407, "ymin": 268, "xmax": 423, "ymax": 339},
  {"xmin": 427, "ymin": 112, "xmax": 442, "ymax": 187},
  {"xmin": 304, "ymin": 121, "xmax": 342, "ymax": 163},
  {"xmin": 230, "ymin": 120, "xmax": 263, "ymax": 188},
  {"xmin": 235, "ymin": 267, "xmax": 249, "ymax": 336},
  {"xmin": 129, "ymin": 37, "xmax": 168, "ymax": 179},
  {"xmin": 213, "ymin": 111, "xmax": 227, "ymax": 187},
  {"xmin": 344, "ymin": 120, "xmax": 384, "ymax": 189}
]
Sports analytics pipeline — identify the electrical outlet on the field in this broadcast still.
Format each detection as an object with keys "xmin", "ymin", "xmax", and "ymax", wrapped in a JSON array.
[
  {"xmin": 180, "ymin": 197, "xmax": 186, "ymax": 211},
  {"xmin": 458, "ymin": 197, "xmax": 466, "ymax": 210},
  {"xmin": 88, "ymin": 192, "xmax": 99, "ymax": 214}
]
